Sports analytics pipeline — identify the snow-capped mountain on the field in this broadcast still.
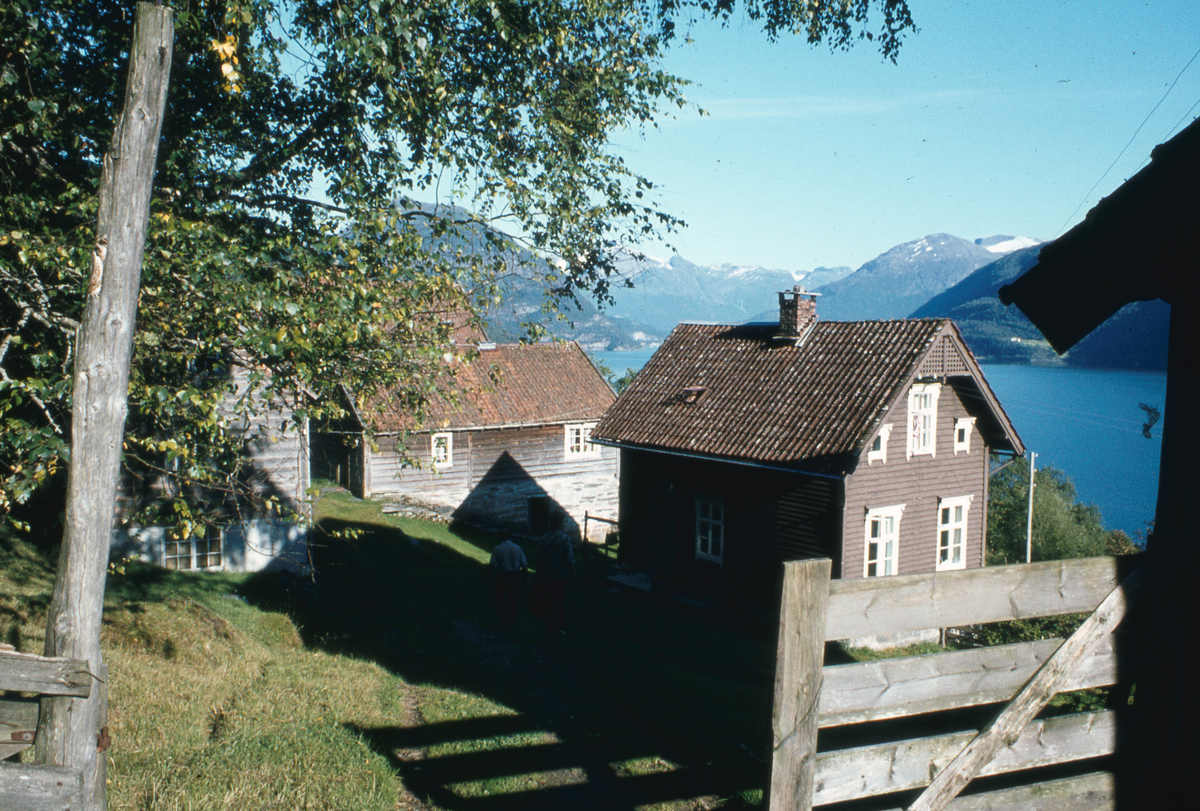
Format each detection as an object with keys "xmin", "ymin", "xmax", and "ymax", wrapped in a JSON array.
[
  {"xmin": 976, "ymin": 234, "xmax": 1042, "ymax": 253},
  {"xmin": 485, "ymin": 232, "xmax": 1051, "ymax": 354},
  {"xmin": 806, "ymin": 234, "xmax": 1030, "ymax": 322},
  {"xmin": 605, "ymin": 254, "xmax": 852, "ymax": 334}
]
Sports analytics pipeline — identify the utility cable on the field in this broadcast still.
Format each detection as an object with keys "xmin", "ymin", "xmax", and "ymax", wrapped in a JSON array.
[{"xmin": 1054, "ymin": 44, "xmax": 1200, "ymax": 238}]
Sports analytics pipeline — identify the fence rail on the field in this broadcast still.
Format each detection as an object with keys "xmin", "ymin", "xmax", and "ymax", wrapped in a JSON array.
[
  {"xmin": 0, "ymin": 650, "xmax": 94, "ymax": 810},
  {"xmin": 770, "ymin": 556, "xmax": 1140, "ymax": 811}
]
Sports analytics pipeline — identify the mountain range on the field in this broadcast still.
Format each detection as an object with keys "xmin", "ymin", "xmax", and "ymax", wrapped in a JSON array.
[{"xmin": 482, "ymin": 230, "xmax": 1167, "ymax": 371}]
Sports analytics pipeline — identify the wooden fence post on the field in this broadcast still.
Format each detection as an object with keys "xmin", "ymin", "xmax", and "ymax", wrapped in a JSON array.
[
  {"xmin": 34, "ymin": 5, "xmax": 173, "ymax": 810},
  {"xmin": 769, "ymin": 558, "xmax": 831, "ymax": 811}
]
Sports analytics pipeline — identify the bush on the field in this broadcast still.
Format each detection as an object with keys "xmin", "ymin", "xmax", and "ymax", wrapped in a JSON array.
[{"xmin": 987, "ymin": 456, "xmax": 1126, "ymax": 565}]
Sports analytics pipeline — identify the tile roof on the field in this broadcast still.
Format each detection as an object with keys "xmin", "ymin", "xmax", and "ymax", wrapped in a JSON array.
[
  {"xmin": 592, "ymin": 319, "xmax": 959, "ymax": 472},
  {"xmin": 367, "ymin": 342, "xmax": 615, "ymax": 433}
]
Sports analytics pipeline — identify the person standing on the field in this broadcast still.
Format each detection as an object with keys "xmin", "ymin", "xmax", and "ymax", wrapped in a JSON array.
[
  {"xmin": 536, "ymin": 525, "xmax": 575, "ymax": 638},
  {"xmin": 489, "ymin": 538, "xmax": 527, "ymax": 627}
]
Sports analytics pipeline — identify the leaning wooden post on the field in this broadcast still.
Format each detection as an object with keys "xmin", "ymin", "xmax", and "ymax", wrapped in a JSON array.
[
  {"xmin": 35, "ymin": 5, "xmax": 173, "ymax": 809},
  {"xmin": 769, "ymin": 558, "xmax": 831, "ymax": 811}
]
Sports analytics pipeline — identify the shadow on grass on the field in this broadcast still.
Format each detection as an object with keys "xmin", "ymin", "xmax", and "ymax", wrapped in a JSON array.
[{"xmin": 245, "ymin": 512, "xmax": 779, "ymax": 809}]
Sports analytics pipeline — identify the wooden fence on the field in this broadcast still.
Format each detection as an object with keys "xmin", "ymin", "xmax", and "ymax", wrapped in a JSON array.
[
  {"xmin": 0, "ymin": 649, "xmax": 99, "ymax": 810},
  {"xmin": 770, "ymin": 555, "xmax": 1141, "ymax": 811}
]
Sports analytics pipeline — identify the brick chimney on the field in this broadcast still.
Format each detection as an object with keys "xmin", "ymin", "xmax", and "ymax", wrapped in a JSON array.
[{"xmin": 778, "ymin": 286, "xmax": 820, "ymax": 340}]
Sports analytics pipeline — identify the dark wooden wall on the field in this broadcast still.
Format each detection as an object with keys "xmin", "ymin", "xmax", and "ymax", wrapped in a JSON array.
[
  {"xmin": 617, "ymin": 448, "xmax": 841, "ymax": 604},
  {"xmin": 842, "ymin": 381, "xmax": 989, "ymax": 579}
]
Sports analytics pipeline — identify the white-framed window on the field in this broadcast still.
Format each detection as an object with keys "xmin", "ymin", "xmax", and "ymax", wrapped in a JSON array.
[
  {"xmin": 954, "ymin": 417, "xmax": 976, "ymax": 455},
  {"xmin": 432, "ymin": 432, "xmax": 453, "ymax": 468},
  {"xmin": 866, "ymin": 423, "xmax": 893, "ymax": 465},
  {"xmin": 907, "ymin": 382, "xmax": 942, "ymax": 459},
  {"xmin": 564, "ymin": 422, "xmax": 600, "ymax": 457},
  {"xmin": 164, "ymin": 527, "xmax": 224, "ymax": 571},
  {"xmin": 937, "ymin": 495, "xmax": 973, "ymax": 571},
  {"xmin": 695, "ymin": 496, "xmax": 725, "ymax": 564},
  {"xmin": 864, "ymin": 505, "xmax": 904, "ymax": 577}
]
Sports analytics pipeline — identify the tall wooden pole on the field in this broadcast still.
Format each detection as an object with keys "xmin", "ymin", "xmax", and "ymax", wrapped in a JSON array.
[{"xmin": 35, "ymin": 5, "xmax": 173, "ymax": 809}]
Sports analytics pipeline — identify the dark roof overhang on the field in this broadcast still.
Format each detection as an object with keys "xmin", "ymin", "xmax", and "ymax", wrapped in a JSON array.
[{"xmin": 998, "ymin": 116, "xmax": 1198, "ymax": 352}]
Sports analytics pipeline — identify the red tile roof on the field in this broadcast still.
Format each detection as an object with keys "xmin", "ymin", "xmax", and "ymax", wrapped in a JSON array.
[
  {"xmin": 593, "ymin": 319, "xmax": 1006, "ymax": 471},
  {"xmin": 367, "ymin": 342, "xmax": 614, "ymax": 432}
]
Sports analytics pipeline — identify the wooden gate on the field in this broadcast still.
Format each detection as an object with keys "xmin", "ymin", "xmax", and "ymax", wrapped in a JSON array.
[
  {"xmin": 770, "ymin": 556, "xmax": 1141, "ymax": 811},
  {"xmin": 0, "ymin": 649, "xmax": 98, "ymax": 810}
]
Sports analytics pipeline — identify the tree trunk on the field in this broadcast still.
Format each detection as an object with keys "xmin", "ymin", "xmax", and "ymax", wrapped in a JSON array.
[{"xmin": 35, "ymin": 6, "xmax": 174, "ymax": 809}]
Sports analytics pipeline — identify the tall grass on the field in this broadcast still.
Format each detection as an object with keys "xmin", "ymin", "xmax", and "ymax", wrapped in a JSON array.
[{"xmin": 1, "ymin": 529, "xmax": 406, "ymax": 811}]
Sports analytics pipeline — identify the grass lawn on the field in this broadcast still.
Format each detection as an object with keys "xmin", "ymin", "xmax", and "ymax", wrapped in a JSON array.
[
  {"xmin": 1, "ymin": 527, "xmax": 405, "ymax": 811},
  {"xmin": 296, "ymin": 482, "xmax": 783, "ymax": 809},
  {"xmin": 3, "ymin": 484, "xmax": 950, "ymax": 810}
]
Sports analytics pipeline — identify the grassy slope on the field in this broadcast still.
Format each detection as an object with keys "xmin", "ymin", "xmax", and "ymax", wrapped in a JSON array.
[
  {"xmin": 1, "ymin": 529, "xmax": 406, "ymax": 811},
  {"xmin": 306, "ymin": 484, "xmax": 782, "ymax": 809},
  {"xmin": 5, "ymin": 488, "xmax": 949, "ymax": 811}
]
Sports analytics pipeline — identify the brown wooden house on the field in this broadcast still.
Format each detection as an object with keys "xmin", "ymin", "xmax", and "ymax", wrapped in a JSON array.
[
  {"xmin": 318, "ymin": 340, "xmax": 619, "ymax": 539},
  {"xmin": 591, "ymin": 289, "xmax": 1024, "ymax": 604}
]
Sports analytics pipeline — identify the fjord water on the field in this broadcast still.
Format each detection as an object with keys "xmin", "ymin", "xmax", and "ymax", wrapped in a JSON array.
[{"xmin": 593, "ymin": 350, "xmax": 1165, "ymax": 538}]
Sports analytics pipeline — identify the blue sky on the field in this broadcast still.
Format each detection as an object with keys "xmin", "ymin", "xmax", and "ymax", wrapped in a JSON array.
[{"xmin": 612, "ymin": 1, "xmax": 1200, "ymax": 271}]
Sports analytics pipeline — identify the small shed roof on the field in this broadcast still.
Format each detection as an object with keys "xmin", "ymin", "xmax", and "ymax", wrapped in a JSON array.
[
  {"xmin": 367, "ymin": 341, "xmax": 615, "ymax": 433},
  {"xmin": 593, "ymin": 319, "xmax": 1022, "ymax": 474}
]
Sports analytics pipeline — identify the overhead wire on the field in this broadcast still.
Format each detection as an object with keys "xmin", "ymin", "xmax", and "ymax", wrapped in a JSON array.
[{"xmin": 1054, "ymin": 43, "xmax": 1200, "ymax": 238}]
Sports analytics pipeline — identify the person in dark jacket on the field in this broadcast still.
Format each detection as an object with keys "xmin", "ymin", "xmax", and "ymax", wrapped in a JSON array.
[
  {"xmin": 536, "ymin": 525, "xmax": 575, "ymax": 637},
  {"xmin": 489, "ymin": 538, "xmax": 527, "ymax": 626}
]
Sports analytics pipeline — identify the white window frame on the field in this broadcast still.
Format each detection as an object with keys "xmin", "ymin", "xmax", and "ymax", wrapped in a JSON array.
[
  {"xmin": 431, "ymin": 432, "xmax": 453, "ymax": 468},
  {"xmin": 907, "ymin": 382, "xmax": 942, "ymax": 459},
  {"xmin": 564, "ymin": 422, "xmax": 600, "ymax": 458},
  {"xmin": 866, "ymin": 423, "xmax": 893, "ymax": 465},
  {"xmin": 936, "ymin": 495, "xmax": 973, "ymax": 571},
  {"xmin": 864, "ymin": 505, "xmax": 904, "ymax": 578},
  {"xmin": 694, "ymin": 496, "xmax": 725, "ymax": 564},
  {"xmin": 954, "ymin": 417, "xmax": 976, "ymax": 455},
  {"xmin": 164, "ymin": 526, "xmax": 224, "ymax": 571}
]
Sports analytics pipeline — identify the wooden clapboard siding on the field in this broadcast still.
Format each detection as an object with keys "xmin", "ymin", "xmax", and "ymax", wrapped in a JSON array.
[
  {"xmin": 615, "ymin": 447, "xmax": 839, "ymax": 601},
  {"xmin": 241, "ymin": 402, "xmax": 310, "ymax": 512},
  {"xmin": 366, "ymin": 424, "xmax": 618, "ymax": 536},
  {"xmin": 230, "ymin": 366, "xmax": 310, "ymax": 512},
  {"xmin": 117, "ymin": 366, "xmax": 310, "ymax": 520},
  {"xmin": 842, "ymin": 382, "xmax": 986, "ymax": 579}
]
